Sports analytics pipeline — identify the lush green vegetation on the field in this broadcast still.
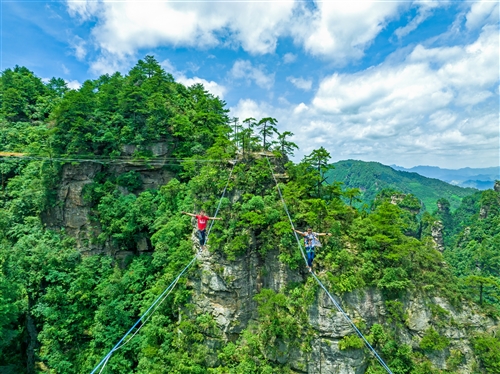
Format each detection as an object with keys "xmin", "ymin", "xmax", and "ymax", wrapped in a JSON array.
[
  {"xmin": 326, "ymin": 160, "xmax": 477, "ymax": 212},
  {"xmin": 1, "ymin": 59, "xmax": 499, "ymax": 373}
]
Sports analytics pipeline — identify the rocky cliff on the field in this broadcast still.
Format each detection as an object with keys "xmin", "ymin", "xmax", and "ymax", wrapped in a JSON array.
[
  {"xmin": 189, "ymin": 242, "xmax": 496, "ymax": 373},
  {"xmin": 42, "ymin": 143, "xmax": 174, "ymax": 255},
  {"xmin": 40, "ymin": 155, "xmax": 498, "ymax": 373}
]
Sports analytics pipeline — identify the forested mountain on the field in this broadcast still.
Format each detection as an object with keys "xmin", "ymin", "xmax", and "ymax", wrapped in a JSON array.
[
  {"xmin": 326, "ymin": 160, "xmax": 478, "ymax": 212},
  {"xmin": 1, "ymin": 59, "xmax": 499, "ymax": 374},
  {"xmin": 391, "ymin": 165, "xmax": 499, "ymax": 190}
]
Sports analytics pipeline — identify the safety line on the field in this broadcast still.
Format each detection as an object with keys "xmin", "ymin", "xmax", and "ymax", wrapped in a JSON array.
[
  {"xmin": 0, "ymin": 153, "xmax": 237, "ymax": 165},
  {"xmin": 265, "ymin": 157, "xmax": 393, "ymax": 374},
  {"xmin": 90, "ymin": 161, "xmax": 236, "ymax": 374},
  {"xmin": 206, "ymin": 164, "xmax": 235, "ymax": 239},
  {"xmin": 310, "ymin": 272, "xmax": 393, "ymax": 373},
  {"xmin": 265, "ymin": 157, "xmax": 308, "ymax": 266},
  {"xmin": 106, "ymin": 274, "xmax": 182, "ymax": 354},
  {"xmin": 90, "ymin": 256, "xmax": 197, "ymax": 374}
]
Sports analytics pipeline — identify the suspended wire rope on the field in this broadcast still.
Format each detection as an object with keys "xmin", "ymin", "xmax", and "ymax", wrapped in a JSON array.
[
  {"xmin": 265, "ymin": 157, "xmax": 393, "ymax": 374},
  {"xmin": 90, "ymin": 162, "xmax": 236, "ymax": 374},
  {"xmin": 0, "ymin": 152, "xmax": 236, "ymax": 165},
  {"xmin": 13, "ymin": 147, "xmax": 390, "ymax": 371},
  {"xmin": 90, "ymin": 255, "xmax": 197, "ymax": 374},
  {"xmin": 103, "ymin": 272, "xmax": 182, "ymax": 356}
]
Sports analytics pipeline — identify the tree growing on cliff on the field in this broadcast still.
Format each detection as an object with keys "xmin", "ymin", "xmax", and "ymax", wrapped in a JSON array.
[
  {"xmin": 255, "ymin": 117, "xmax": 278, "ymax": 150},
  {"xmin": 0, "ymin": 59, "xmax": 496, "ymax": 374},
  {"xmin": 303, "ymin": 147, "xmax": 333, "ymax": 198},
  {"xmin": 275, "ymin": 131, "xmax": 298, "ymax": 157}
]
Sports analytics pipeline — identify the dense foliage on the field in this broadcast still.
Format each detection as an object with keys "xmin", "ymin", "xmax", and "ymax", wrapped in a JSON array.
[
  {"xmin": 326, "ymin": 160, "xmax": 478, "ymax": 212},
  {"xmin": 1, "ymin": 60, "xmax": 499, "ymax": 373}
]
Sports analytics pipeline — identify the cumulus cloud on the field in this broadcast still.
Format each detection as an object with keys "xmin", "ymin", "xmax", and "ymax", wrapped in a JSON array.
[
  {"xmin": 70, "ymin": 36, "xmax": 87, "ymax": 61},
  {"xmin": 159, "ymin": 59, "xmax": 227, "ymax": 98},
  {"xmin": 65, "ymin": 80, "xmax": 82, "ymax": 90},
  {"xmin": 307, "ymin": 25, "xmax": 499, "ymax": 166},
  {"xmin": 465, "ymin": 0, "xmax": 499, "ymax": 30},
  {"xmin": 230, "ymin": 26, "xmax": 499, "ymax": 168},
  {"xmin": 230, "ymin": 99, "xmax": 268, "ymax": 122},
  {"xmin": 287, "ymin": 76, "xmax": 312, "ymax": 91},
  {"xmin": 176, "ymin": 76, "xmax": 227, "ymax": 99},
  {"xmin": 66, "ymin": 0, "xmax": 294, "ymax": 59},
  {"xmin": 90, "ymin": 52, "xmax": 133, "ymax": 75},
  {"xmin": 283, "ymin": 53, "xmax": 297, "ymax": 64},
  {"xmin": 290, "ymin": 1, "xmax": 403, "ymax": 63},
  {"xmin": 230, "ymin": 60, "xmax": 274, "ymax": 90},
  {"xmin": 294, "ymin": 103, "xmax": 309, "ymax": 114},
  {"xmin": 66, "ymin": 0, "xmax": 429, "ymax": 67},
  {"xmin": 314, "ymin": 26, "xmax": 498, "ymax": 113}
]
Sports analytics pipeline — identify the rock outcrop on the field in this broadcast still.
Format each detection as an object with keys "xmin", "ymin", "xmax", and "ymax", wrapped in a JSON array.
[
  {"xmin": 42, "ymin": 161, "xmax": 103, "ymax": 251},
  {"xmin": 41, "ymin": 148, "xmax": 497, "ymax": 373},
  {"xmin": 188, "ymin": 243, "xmax": 496, "ymax": 373},
  {"xmin": 42, "ymin": 142, "xmax": 174, "ymax": 253},
  {"xmin": 431, "ymin": 220, "xmax": 445, "ymax": 252}
]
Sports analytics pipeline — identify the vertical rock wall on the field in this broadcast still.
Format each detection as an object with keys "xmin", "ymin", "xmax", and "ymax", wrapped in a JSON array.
[
  {"xmin": 188, "ymin": 242, "xmax": 496, "ymax": 373},
  {"xmin": 42, "ymin": 142, "xmax": 174, "ymax": 254}
]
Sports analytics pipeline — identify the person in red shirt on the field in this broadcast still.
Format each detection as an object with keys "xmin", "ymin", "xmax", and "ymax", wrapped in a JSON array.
[{"xmin": 182, "ymin": 210, "xmax": 222, "ymax": 250}]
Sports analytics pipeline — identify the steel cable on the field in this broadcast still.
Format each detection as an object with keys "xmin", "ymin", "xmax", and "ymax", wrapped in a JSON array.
[
  {"xmin": 265, "ymin": 157, "xmax": 393, "ymax": 374},
  {"xmin": 89, "ymin": 161, "xmax": 236, "ymax": 374}
]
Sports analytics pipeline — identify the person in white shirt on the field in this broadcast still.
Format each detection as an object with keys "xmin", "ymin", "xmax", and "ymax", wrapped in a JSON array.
[{"xmin": 293, "ymin": 227, "xmax": 331, "ymax": 271}]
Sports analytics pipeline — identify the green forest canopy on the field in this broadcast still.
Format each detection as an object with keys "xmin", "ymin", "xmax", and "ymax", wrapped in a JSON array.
[
  {"xmin": 326, "ymin": 160, "xmax": 478, "ymax": 212},
  {"xmin": 1, "ymin": 57, "xmax": 499, "ymax": 373}
]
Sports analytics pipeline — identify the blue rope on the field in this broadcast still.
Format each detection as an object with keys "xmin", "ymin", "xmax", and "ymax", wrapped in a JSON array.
[
  {"xmin": 90, "ymin": 161, "xmax": 236, "ymax": 374},
  {"xmin": 266, "ymin": 157, "xmax": 393, "ymax": 374},
  {"xmin": 264, "ymin": 157, "xmax": 308, "ymax": 266},
  {"xmin": 90, "ymin": 257, "xmax": 197, "ymax": 374}
]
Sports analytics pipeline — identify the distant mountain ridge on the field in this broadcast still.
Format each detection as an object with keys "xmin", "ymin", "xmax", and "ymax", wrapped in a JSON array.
[
  {"xmin": 327, "ymin": 160, "xmax": 478, "ymax": 211},
  {"xmin": 390, "ymin": 165, "xmax": 499, "ymax": 190}
]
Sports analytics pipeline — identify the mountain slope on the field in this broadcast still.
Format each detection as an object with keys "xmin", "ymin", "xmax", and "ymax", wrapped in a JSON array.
[
  {"xmin": 2, "ymin": 61, "xmax": 499, "ymax": 374},
  {"xmin": 391, "ymin": 165, "xmax": 499, "ymax": 190},
  {"xmin": 327, "ymin": 160, "xmax": 478, "ymax": 211}
]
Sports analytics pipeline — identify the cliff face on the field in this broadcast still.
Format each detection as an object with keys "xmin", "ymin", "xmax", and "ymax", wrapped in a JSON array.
[
  {"xmin": 42, "ymin": 142, "xmax": 174, "ymax": 254},
  {"xmin": 42, "ymin": 159, "xmax": 497, "ymax": 373},
  {"xmin": 190, "ymin": 243, "xmax": 496, "ymax": 373}
]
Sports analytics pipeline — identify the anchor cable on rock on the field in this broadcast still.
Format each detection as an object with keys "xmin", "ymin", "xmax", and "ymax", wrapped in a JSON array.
[
  {"xmin": 89, "ymin": 162, "xmax": 236, "ymax": 374},
  {"xmin": 265, "ymin": 156, "xmax": 394, "ymax": 374}
]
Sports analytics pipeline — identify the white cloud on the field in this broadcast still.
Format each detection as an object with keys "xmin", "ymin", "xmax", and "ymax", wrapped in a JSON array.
[
  {"xmin": 465, "ymin": 0, "xmax": 499, "ymax": 30},
  {"xmin": 394, "ymin": 2, "xmax": 441, "ymax": 39},
  {"xmin": 66, "ymin": 0, "xmax": 294, "ymax": 60},
  {"xmin": 90, "ymin": 52, "xmax": 133, "ymax": 75},
  {"xmin": 230, "ymin": 60, "xmax": 274, "ymax": 90},
  {"xmin": 159, "ymin": 59, "xmax": 226, "ymax": 98},
  {"xmin": 230, "ymin": 99, "xmax": 270, "ymax": 122},
  {"xmin": 310, "ymin": 26, "xmax": 499, "ymax": 166},
  {"xmin": 61, "ymin": 64, "xmax": 70, "ymax": 75},
  {"xmin": 294, "ymin": 103, "xmax": 309, "ymax": 114},
  {"xmin": 159, "ymin": 59, "xmax": 176, "ymax": 74},
  {"xmin": 283, "ymin": 53, "xmax": 297, "ymax": 64},
  {"xmin": 314, "ymin": 25, "xmax": 498, "ymax": 115},
  {"xmin": 66, "ymin": 0, "xmax": 438, "ymax": 67},
  {"xmin": 229, "ymin": 26, "xmax": 499, "ymax": 168},
  {"xmin": 70, "ymin": 36, "xmax": 87, "ymax": 60},
  {"xmin": 287, "ymin": 76, "xmax": 312, "ymax": 91},
  {"xmin": 66, "ymin": 0, "xmax": 101, "ymax": 21},
  {"xmin": 176, "ymin": 76, "xmax": 227, "ymax": 99},
  {"xmin": 290, "ymin": 1, "xmax": 404, "ymax": 64},
  {"xmin": 65, "ymin": 80, "xmax": 82, "ymax": 90}
]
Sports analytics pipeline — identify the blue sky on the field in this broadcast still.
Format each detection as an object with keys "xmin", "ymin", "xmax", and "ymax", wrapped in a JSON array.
[{"xmin": 2, "ymin": 0, "xmax": 499, "ymax": 168}]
